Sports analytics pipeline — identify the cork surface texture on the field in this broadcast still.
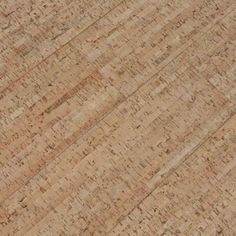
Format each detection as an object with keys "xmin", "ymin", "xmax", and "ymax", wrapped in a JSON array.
[{"xmin": 0, "ymin": 0, "xmax": 236, "ymax": 235}]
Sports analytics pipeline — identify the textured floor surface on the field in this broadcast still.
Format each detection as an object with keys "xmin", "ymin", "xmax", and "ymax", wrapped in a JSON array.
[{"xmin": 0, "ymin": 0, "xmax": 236, "ymax": 235}]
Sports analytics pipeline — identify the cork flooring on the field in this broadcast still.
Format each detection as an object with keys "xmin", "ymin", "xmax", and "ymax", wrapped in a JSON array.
[{"xmin": 0, "ymin": 0, "xmax": 236, "ymax": 235}]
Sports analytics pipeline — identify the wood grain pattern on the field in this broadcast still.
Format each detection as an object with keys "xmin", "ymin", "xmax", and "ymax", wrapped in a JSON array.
[{"xmin": 0, "ymin": 0, "xmax": 236, "ymax": 235}]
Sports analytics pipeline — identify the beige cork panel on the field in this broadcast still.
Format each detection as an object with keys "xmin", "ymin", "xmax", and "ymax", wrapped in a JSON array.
[
  {"xmin": 0, "ymin": 0, "xmax": 123, "ymax": 92},
  {"xmin": 1, "ymin": 67, "xmax": 234, "ymax": 235},
  {"xmin": 73, "ymin": 0, "xmax": 235, "ymax": 96},
  {"xmin": 110, "ymin": 113, "xmax": 236, "ymax": 236},
  {"xmin": 0, "ymin": 0, "xmax": 236, "ymax": 236}
]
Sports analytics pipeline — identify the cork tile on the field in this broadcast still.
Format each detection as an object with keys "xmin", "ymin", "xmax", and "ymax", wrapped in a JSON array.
[
  {"xmin": 0, "ymin": 0, "xmax": 123, "ymax": 91},
  {"xmin": 0, "ymin": 0, "xmax": 236, "ymax": 236},
  {"xmin": 0, "ymin": 61, "xmax": 235, "ymax": 235},
  {"xmin": 110, "ymin": 113, "xmax": 236, "ymax": 236}
]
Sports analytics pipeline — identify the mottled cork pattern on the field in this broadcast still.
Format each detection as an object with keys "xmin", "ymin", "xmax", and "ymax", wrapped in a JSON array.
[{"xmin": 0, "ymin": 0, "xmax": 236, "ymax": 235}]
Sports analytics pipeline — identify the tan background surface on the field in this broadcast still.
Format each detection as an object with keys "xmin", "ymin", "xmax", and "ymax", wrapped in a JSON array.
[{"xmin": 0, "ymin": 0, "xmax": 236, "ymax": 235}]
